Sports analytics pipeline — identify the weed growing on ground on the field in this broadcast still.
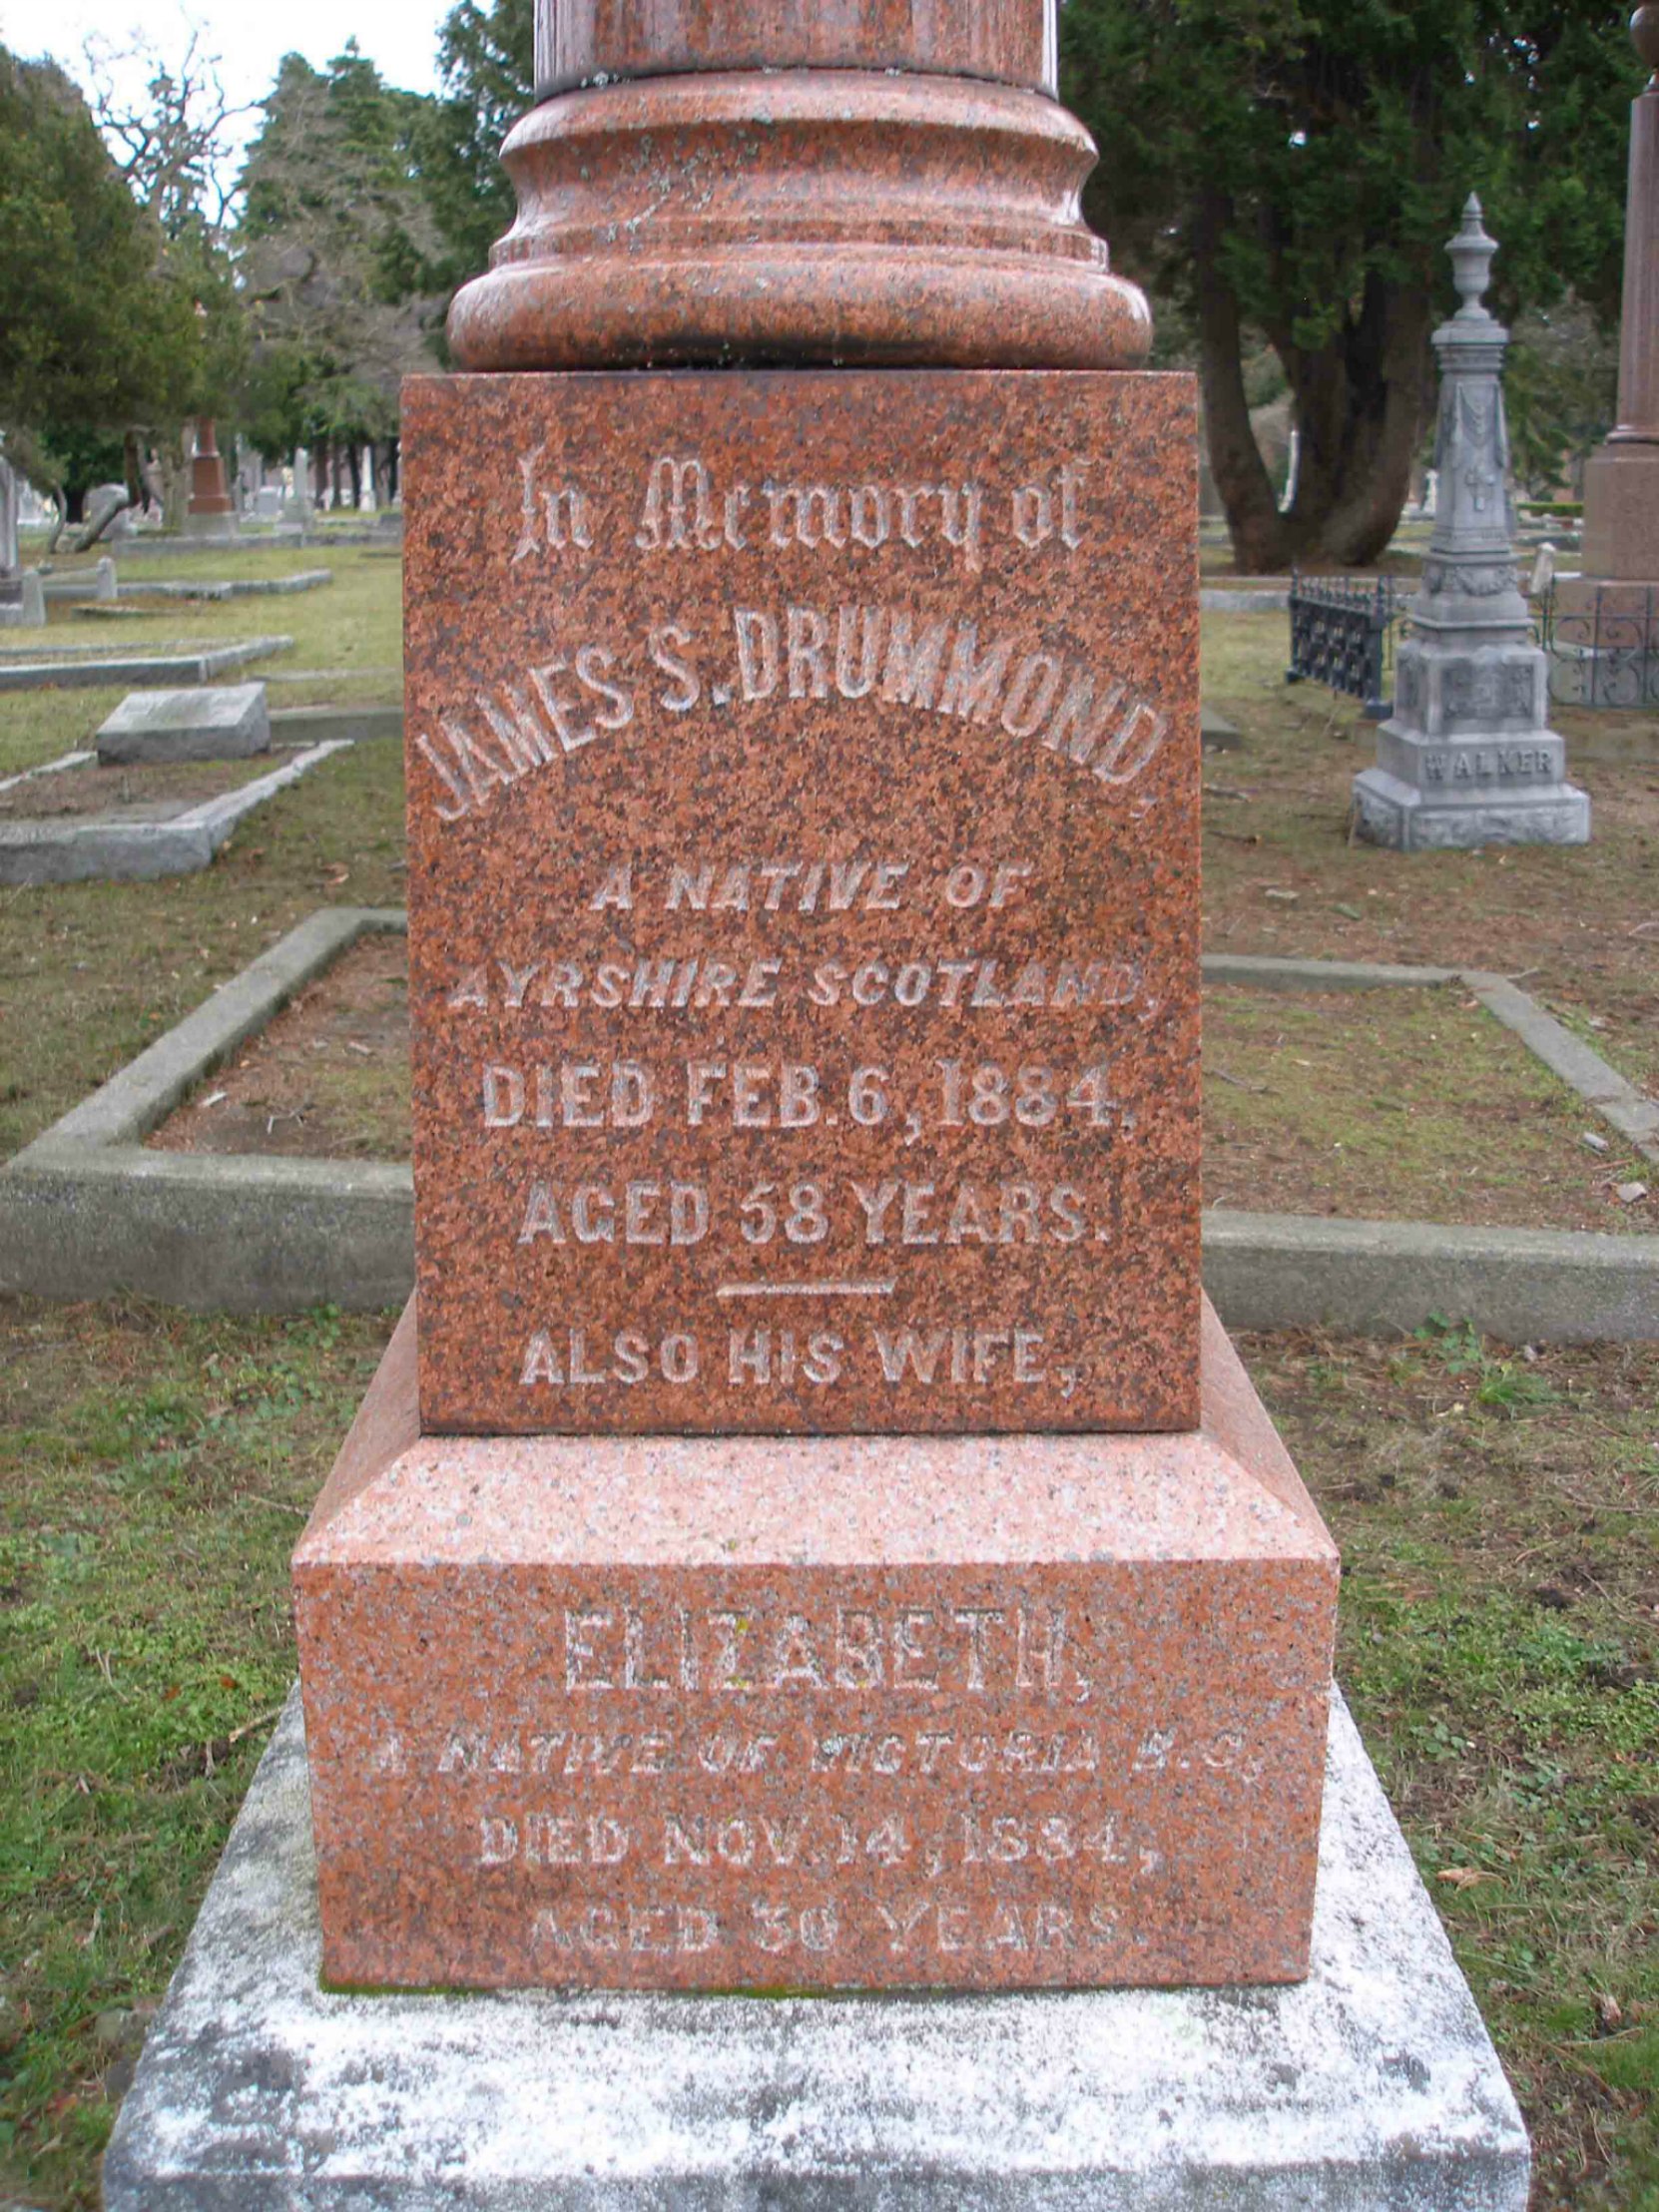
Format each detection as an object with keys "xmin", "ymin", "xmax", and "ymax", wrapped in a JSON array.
[
  {"xmin": 1247, "ymin": 1325, "xmax": 1659, "ymax": 2210},
  {"xmin": 0, "ymin": 1298, "xmax": 394, "ymax": 2210}
]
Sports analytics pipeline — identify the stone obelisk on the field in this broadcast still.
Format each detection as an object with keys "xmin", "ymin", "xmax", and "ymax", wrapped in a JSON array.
[
  {"xmin": 1580, "ymin": 7, "xmax": 1659, "ymax": 586},
  {"xmin": 1355, "ymin": 199, "xmax": 1590, "ymax": 849}
]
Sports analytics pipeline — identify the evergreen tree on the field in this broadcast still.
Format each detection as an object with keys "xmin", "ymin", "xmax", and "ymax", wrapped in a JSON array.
[
  {"xmin": 410, "ymin": 0, "xmax": 534, "ymax": 306},
  {"xmin": 1064, "ymin": 1, "xmax": 1644, "ymax": 570},
  {"xmin": 0, "ymin": 46, "xmax": 211, "ymax": 524},
  {"xmin": 235, "ymin": 45, "xmax": 446, "ymax": 471}
]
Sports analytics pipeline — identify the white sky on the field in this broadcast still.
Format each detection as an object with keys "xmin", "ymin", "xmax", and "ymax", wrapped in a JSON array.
[{"xmin": 3, "ymin": 0, "xmax": 452, "ymax": 181}]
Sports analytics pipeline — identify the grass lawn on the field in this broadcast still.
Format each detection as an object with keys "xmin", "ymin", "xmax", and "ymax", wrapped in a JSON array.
[
  {"xmin": 0, "ymin": 547, "xmax": 402, "ymax": 782},
  {"xmin": 1202, "ymin": 612, "xmax": 1659, "ymax": 1100},
  {"xmin": 0, "ymin": 1302, "xmax": 1653, "ymax": 2210},
  {"xmin": 1, "ymin": 550, "xmax": 1656, "ymax": 2210}
]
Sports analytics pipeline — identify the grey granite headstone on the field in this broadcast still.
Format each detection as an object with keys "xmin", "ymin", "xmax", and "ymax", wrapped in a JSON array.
[
  {"xmin": 86, "ymin": 482, "xmax": 137, "ymax": 540},
  {"xmin": 1354, "ymin": 199, "xmax": 1591, "ymax": 851},
  {"xmin": 102, "ymin": 1687, "xmax": 1529, "ymax": 2210},
  {"xmin": 0, "ymin": 569, "xmax": 44, "ymax": 630},
  {"xmin": 0, "ymin": 449, "xmax": 18, "ymax": 584},
  {"xmin": 97, "ymin": 684, "xmax": 271, "ymax": 764}
]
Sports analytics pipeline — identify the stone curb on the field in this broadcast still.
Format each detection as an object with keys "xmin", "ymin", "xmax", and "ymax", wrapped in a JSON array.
[
  {"xmin": 1200, "ymin": 586, "xmax": 1292, "ymax": 611},
  {"xmin": 268, "ymin": 705, "xmax": 402, "ymax": 745},
  {"xmin": 119, "ymin": 571, "xmax": 334, "ymax": 603},
  {"xmin": 1, "ymin": 927, "xmax": 1653, "ymax": 1334},
  {"xmin": 0, "ymin": 909, "xmax": 412, "ymax": 1311},
  {"xmin": 1464, "ymin": 971, "xmax": 1659, "ymax": 1164},
  {"xmin": 1207, "ymin": 1212, "xmax": 1659, "ymax": 1345},
  {"xmin": 0, "ymin": 637, "xmax": 293, "ymax": 694},
  {"xmin": 1209, "ymin": 952, "xmax": 1657, "ymax": 1166},
  {"xmin": 0, "ymin": 742, "xmax": 350, "ymax": 886},
  {"xmin": 32, "ymin": 907, "xmax": 403, "ymax": 1148}
]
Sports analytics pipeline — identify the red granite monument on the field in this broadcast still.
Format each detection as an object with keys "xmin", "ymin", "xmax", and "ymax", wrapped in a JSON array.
[
  {"xmin": 1579, "ymin": 9, "xmax": 1659, "ymax": 589},
  {"xmin": 294, "ymin": 0, "xmax": 1340, "ymax": 1993},
  {"xmin": 187, "ymin": 418, "xmax": 237, "ymax": 537}
]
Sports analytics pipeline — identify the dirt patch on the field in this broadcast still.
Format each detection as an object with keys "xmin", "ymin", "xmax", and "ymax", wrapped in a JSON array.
[
  {"xmin": 1206, "ymin": 985, "xmax": 1655, "ymax": 1234},
  {"xmin": 145, "ymin": 939, "xmax": 1653, "ymax": 1231},
  {"xmin": 0, "ymin": 756, "xmax": 286, "ymax": 821},
  {"xmin": 147, "ymin": 934, "xmax": 409, "ymax": 1160},
  {"xmin": 1201, "ymin": 613, "xmax": 1659, "ymax": 1104}
]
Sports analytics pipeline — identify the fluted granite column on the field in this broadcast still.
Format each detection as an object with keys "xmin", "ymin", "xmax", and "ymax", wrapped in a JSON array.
[
  {"xmin": 447, "ymin": 0, "xmax": 1149, "ymax": 369},
  {"xmin": 1580, "ymin": 8, "xmax": 1659, "ymax": 584}
]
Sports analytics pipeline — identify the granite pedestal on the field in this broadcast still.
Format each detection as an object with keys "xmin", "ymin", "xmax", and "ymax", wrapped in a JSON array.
[
  {"xmin": 295, "ymin": 1301, "xmax": 1337, "ymax": 1994},
  {"xmin": 101, "ymin": 1682, "xmax": 1529, "ymax": 2210}
]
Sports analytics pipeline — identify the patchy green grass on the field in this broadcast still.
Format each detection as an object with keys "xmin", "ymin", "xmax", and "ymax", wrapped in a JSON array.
[
  {"xmin": 1201, "ymin": 611, "xmax": 1659, "ymax": 1099},
  {"xmin": 0, "ymin": 548, "xmax": 402, "ymax": 778},
  {"xmin": 1, "ymin": 1306, "xmax": 1654, "ymax": 2209},
  {"xmin": 1206, "ymin": 985, "xmax": 1655, "ymax": 1234},
  {"xmin": 0, "ymin": 740, "xmax": 406, "ymax": 1162},
  {"xmin": 0, "ymin": 690, "xmax": 137, "ymax": 784},
  {"xmin": 1246, "ymin": 1324, "xmax": 1659, "ymax": 2212},
  {"xmin": 0, "ymin": 1296, "xmax": 398, "ymax": 2212}
]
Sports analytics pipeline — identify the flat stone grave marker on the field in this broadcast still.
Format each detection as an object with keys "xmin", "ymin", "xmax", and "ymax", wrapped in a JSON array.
[{"xmin": 97, "ymin": 683, "xmax": 272, "ymax": 764}]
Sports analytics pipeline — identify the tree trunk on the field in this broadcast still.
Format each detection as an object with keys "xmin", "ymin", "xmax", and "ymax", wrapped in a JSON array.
[
  {"xmin": 1200, "ymin": 237, "xmax": 1436, "ymax": 574},
  {"xmin": 383, "ymin": 438, "xmax": 400, "ymax": 505},
  {"xmin": 1279, "ymin": 272, "xmax": 1435, "ymax": 569},
  {"xmin": 73, "ymin": 495, "xmax": 137, "ymax": 553},
  {"xmin": 1194, "ymin": 188, "xmax": 1292, "ymax": 573},
  {"xmin": 346, "ymin": 443, "xmax": 362, "ymax": 508}
]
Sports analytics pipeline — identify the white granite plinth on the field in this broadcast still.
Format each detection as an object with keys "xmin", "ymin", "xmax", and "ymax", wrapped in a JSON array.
[
  {"xmin": 97, "ymin": 684, "xmax": 270, "ymax": 765},
  {"xmin": 101, "ymin": 1689, "xmax": 1529, "ymax": 2211},
  {"xmin": 1354, "ymin": 765, "xmax": 1591, "ymax": 851}
]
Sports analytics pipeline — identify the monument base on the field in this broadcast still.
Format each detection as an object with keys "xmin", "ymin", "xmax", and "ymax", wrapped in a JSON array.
[
  {"xmin": 1353, "ymin": 764, "xmax": 1591, "ymax": 851},
  {"xmin": 101, "ymin": 1684, "xmax": 1530, "ymax": 2211},
  {"xmin": 0, "ymin": 571, "xmax": 45, "ymax": 628},
  {"xmin": 293, "ymin": 1302, "xmax": 1338, "ymax": 1993},
  {"xmin": 1580, "ymin": 441, "xmax": 1659, "ymax": 582}
]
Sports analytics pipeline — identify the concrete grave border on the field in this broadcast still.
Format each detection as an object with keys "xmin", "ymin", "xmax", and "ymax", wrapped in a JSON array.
[
  {"xmin": 118, "ymin": 570, "xmax": 334, "ymax": 603},
  {"xmin": 0, "ymin": 740, "xmax": 352, "ymax": 886},
  {"xmin": 0, "ymin": 921, "xmax": 1654, "ymax": 1336},
  {"xmin": 0, "ymin": 908, "xmax": 411, "ymax": 1312},
  {"xmin": 0, "ymin": 635, "xmax": 292, "ymax": 694}
]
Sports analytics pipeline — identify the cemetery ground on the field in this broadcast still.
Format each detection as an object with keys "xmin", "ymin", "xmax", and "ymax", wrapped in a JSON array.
[{"xmin": 0, "ymin": 555, "xmax": 1656, "ymax": 2209}]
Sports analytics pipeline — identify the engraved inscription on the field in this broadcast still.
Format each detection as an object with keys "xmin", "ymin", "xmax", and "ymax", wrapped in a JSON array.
[
  {"xmin": 405, "ymin": 375, "xmax": 1201, "ymax": 1434},
  {"xmin": 412, "ymin": 601, "xmax": 1168, "ymax": 828},
  {"xmin": 378, "ymin": 1597, "xmax": 1271, "ymax": 1977}
]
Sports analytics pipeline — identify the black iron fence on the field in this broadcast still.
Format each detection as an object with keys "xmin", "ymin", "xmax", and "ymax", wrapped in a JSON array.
[
  {"xmin": 1285, "ymin": 573, "xmax": 1407, "ymax": 718},
  {"xmin": 1541, "ymin": 582, "xmax": 1659, "ymax": 711}
]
